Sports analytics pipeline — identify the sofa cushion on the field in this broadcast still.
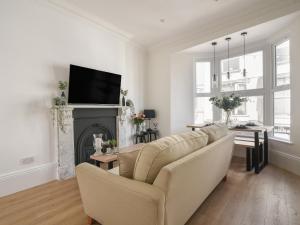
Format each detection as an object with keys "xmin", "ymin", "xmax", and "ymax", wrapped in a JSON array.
[
  {"xmin": 200, "ymin": 123, "xmax": 228, "ymax": 144},
  {"xmin": 133, "ymin": 131, "xmax": 208, "ymax": 184},
  {"xmin": 118, "ymin": 149, "xmax": 141, "ymax": 178}
]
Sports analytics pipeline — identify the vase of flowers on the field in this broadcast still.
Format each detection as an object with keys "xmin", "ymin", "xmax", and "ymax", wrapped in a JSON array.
[
  {"xmin": 120, "ymin": 89, "xmax": 128, "ymax": 106},
  {"xmin": 209, "ymin": 93, "xmax": 247, "ymax": 125},
  {"xmin": 132, "ymin": 113, "xmax": 146, "ymax": 135}
]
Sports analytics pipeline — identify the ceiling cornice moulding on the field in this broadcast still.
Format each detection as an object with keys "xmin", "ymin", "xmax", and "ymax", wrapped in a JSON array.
[
  {"xmin": 148, "ymin": 0, "xmax": 300, "ymax": 54},
  {"xmin": 46, "ymin": 0, "xmax": 134, "ymax": 41}
]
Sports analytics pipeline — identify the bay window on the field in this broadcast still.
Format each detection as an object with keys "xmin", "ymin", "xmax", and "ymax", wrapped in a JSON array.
[{"xmin": 193, "ymin": 39, "xmax": 291, "ymax": 142}]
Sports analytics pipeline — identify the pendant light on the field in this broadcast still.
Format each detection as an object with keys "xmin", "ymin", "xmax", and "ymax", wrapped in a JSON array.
[
  {"xmin": 225, "ymin": 37, "xmax": 231, "ymax": 80},
  {"xmin": 241, "ymin": 32, "xmax": 248, "ymax": 77},
  {"xmin": 212, "ymin": 42, "xmax": 217, "ymax": 82}
]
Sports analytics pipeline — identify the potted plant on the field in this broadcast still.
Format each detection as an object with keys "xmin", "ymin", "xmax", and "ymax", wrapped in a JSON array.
[
  {"xmin": 109, "ymin": 139, "xmax": 118, "ymax": 154},
  {"xmin": 58, "ymin": 81, "xmax": 68, "ymax": 105},
  {"xmin": 131, "ymin": 113, "xmax": 146, "ymax": 134},
  {"xmin": 209, "ymin": 93, "xmax": 247, "ymax": 125},
  {"xmin": 120, "ymin": 89, "xmax": 128, "ymax": 106}
]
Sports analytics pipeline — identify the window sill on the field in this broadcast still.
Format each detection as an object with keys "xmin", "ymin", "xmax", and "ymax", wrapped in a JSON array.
[{"xmin": 269, "ymin": 137, "xmax": 293, "ymax": 145}]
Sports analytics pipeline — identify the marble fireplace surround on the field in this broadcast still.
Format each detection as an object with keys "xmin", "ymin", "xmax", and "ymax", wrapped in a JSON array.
[{"xmin": 52, "ymin": 105, "xmax": 133, "ymax": 180}]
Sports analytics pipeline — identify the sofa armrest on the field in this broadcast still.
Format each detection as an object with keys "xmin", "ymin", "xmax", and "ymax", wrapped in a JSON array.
[{"xmin": 76, "ymin": 163, "xmax": 165, "ymax": 225}]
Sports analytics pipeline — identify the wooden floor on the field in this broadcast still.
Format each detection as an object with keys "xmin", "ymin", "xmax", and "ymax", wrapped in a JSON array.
[{"xmin": 1, "ymin": 157, "xmax": 300, "ymax": 225}]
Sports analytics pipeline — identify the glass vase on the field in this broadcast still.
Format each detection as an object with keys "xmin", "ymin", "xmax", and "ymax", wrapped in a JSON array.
[
  {"xmin": 136, "ymin": 124, "xmax": 141, "ymax": 135},
  {"xmin": 225, "ymin": 111, "xmax": 231, "ymax": 126}
]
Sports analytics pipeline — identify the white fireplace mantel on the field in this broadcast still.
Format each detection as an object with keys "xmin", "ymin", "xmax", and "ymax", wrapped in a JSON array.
[
  {"xmin": 52, "ymin": 105, "xmax": 134, "ymax": 180},
  {"xmin": 68, "ymin": 104, "xmax": 123, "ymax": 109}
]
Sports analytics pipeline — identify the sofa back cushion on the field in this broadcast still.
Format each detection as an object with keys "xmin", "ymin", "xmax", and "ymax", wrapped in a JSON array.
[
  {"xmin": 133, "ymin": 131, "xmax": 208, "ymax": 184},
  {"xmin": 118, "ymin": 150, "xmax": 141, "ymax": 178},
  {"xmin": 200, "ymin": 123, "xmax": 228, "ymax": 144}
]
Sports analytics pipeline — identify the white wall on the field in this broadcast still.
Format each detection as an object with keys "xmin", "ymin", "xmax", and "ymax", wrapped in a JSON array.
[
  {"xmin": 145, "ymin": 51, "xmax": 171, "ymax": 136},
  {"xmin": 268, "ymin": 18, "xmax": 300, "ymax": 175},
  {"xmin": 0, "ymin": 0, "xmax": 145, "ymax": 196},
  {"xmin": 170, "ymin": 53, "xmax": 194, "ymax": 134}
]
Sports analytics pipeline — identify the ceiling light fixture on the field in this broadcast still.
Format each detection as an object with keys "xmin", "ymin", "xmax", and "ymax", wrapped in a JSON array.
[
  {"xmin": 241, "ymin": 32, "xmax": 248, "ymax": 77},
  {"xmin": 212, "ymin": 42, "xmax": 217, "ymax": 82},
  {"xmin": 225, "ymin": 37, "xmax": 231, "ymax": 80}
]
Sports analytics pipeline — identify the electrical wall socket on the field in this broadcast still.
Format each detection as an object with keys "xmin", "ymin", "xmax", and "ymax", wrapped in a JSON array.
[{"xmin": 20, "ymin": 157, "xmax": 35, "ymax": 165}]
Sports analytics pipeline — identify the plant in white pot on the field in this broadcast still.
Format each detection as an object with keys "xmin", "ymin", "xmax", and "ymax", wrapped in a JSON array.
[{"xmin": 209, "ymin": 93, "xmax": 247, "ymax": 125}]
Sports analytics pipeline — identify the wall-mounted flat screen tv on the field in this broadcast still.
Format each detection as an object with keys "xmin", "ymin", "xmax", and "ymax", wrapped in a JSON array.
[{"xmin": 68, "ymin": 64, "xmax": 121, "ymax": 105}]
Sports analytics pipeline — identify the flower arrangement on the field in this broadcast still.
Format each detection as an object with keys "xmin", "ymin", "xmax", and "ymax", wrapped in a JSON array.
[
  {"xmin": 132, "ymin": 113, "xmax": 146, "ymax": 134},
  {"xmin": 131, "ymin": 113, "xmax": 146, "ymax": 125},
  {"xmin": 209, "ymin": 93, "xmax": 247, "ymax": 125}
]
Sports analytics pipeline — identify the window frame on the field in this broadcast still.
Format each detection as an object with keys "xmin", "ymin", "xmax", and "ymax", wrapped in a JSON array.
[
  {"xmin": 193, "ymin": 58, "xmax": 216, "ymax": 123},
  {"xmin": 273, "ymin": 39, "xmax": 291, "ymax": 88},
  {"xmin": 271, "ymin": 38, "xmax": 291, "ymax": 141}
]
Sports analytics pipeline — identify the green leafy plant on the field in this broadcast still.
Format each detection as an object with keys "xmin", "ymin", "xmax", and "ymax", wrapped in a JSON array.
[
  {"xmin": 53, "ymin": 97, "xmax": 62, "ymax": 106},
  {"xmin": 109, "ymin": 139, "xmax": 117, "ymax": 148},
  {"xmin": 209, "ymin": 93, "xmax": 247, "ymax": 124},
  {"xmin": 58, "ymin": 81, "xmax": 68, "ymax": 91},
  {"xmin": 120, "ymin": 89, "xmax": 128, "ymax": 97}
]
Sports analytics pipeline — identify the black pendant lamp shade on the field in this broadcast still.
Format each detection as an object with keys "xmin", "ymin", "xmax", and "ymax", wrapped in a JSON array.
[
  {"xmin": 241, "ymin": 32, "xmax": 248, "ymax": 77},
  {"xmin": 212, "ymin": 42, "xmax": 217, "ymax": 82},
  {"xmin": 225, "ymin": 37, "xmax": 231, "ymax": 80}
]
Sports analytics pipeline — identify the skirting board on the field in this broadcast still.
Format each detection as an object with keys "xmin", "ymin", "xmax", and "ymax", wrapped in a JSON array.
[
  {"xmin": 234, "ymin": 147, "xmax": 300, "ymax": 176},
  {"xmin": 269, "ymin": 150, "xmax": 300, "ymax": 177},
  {"xmin": 0, "ymin": 163, "xmax": 57, "ymax": 197}
]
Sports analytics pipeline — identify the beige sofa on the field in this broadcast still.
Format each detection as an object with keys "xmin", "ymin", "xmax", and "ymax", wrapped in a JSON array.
[{"xmin": 77, "ymin": 127, "xmax": 235, "ymax": 225}]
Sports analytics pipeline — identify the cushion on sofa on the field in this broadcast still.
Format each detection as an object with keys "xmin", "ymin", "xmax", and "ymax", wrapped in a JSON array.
[
  {"xmin": 200, "ymin": 123, "xmax": 228, "ymax": 144},
  {"xmin": 118, "ymin": 149, "xmax": 141, "ymax": 178},
  {"xmin": 133, "ymin": 131, "xmax": 208, "ymax": 184}
]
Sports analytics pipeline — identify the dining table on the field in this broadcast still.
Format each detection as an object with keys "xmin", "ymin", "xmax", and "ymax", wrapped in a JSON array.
[{"xmin": 187, "ymin": 124, "xmax": 274, "ymax": 174}]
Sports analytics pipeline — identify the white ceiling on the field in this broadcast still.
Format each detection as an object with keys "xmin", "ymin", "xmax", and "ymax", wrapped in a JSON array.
[
  {"xmin": 49, "ymin": 0, "xmax": 271, "ymax": 47},
  {"xmin": 183, "ymin": 12, "xmax": 300, "ymax": 53}
]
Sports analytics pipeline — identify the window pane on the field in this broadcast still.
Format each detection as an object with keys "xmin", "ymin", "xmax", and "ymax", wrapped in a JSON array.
[
  {"xmin": 275, "ymin": 40, "xmax": 290, "ymax": 86},
  {"xmin": 194, "ymin": 97, "xmax": 213, "ymax": 124},
  {"xmin": 222, "ymin": 96, "xmax": 264, "ymax": 124},
  {"xmin": 221, "ymin": 51, "xmax": 263, "ymax": 92},
  {"xmin": 196, "ymin": 62, "xmax": 211, "ymax": 93},
  {"xmin": 274, "ymin": 90, "xmax": 290, "ymax": 140}
]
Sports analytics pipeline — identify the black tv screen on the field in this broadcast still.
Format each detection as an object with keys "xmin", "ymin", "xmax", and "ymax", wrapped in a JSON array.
[{"xmin": 68, "ymin": 65, "xmax": 121, "ymax": 105}]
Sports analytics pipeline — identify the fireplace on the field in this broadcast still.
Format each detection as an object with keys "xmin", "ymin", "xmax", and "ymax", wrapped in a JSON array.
[
  {"xmin": 73, "ymin": 108, "xmax": 118, "ymax": 165},
  {"xmin": 52, "ymin": 105, "xmax": 133, "ymax": 180}
]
